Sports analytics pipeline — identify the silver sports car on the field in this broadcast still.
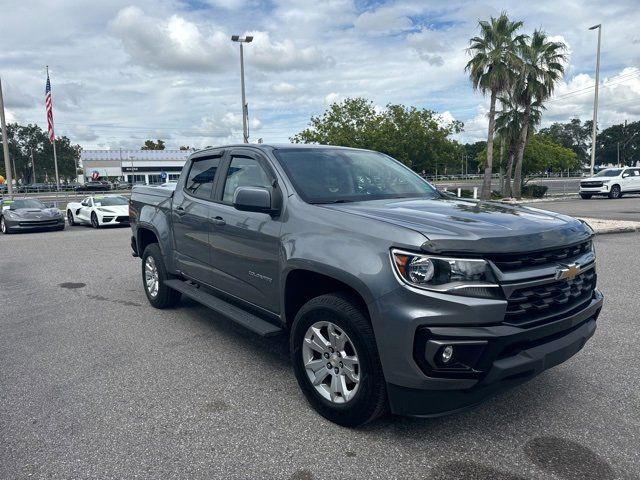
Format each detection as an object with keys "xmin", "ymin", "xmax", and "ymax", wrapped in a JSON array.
[{"xmin": 0, "ymin": 198, "xmax": 65, "ymax": 234}]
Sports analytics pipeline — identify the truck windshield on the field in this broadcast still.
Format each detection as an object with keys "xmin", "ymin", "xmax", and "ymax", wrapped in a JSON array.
[
  {"xmin": 594, "ymin": 169, "xmax": 622, "ymax": 177},
  {"xmin": 273, "ymin": 148, "xmax": 440, "ymax": 203}
]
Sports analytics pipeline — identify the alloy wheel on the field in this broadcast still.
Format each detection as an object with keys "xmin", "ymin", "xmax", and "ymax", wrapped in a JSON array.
[
  {"xmin": 144, "ymin": 256, "xmax": 159, "ymax": 298},
  {"xmin": 302, "ymin": 321, "xmax": 360, "ymax": 404},
  {"xmin": 67, "ymin": 211, "xmax": 74, "ymax": 226},
  {"xmin": 1, "ymin": 217, "xmax": 6, "ymax": 233}
]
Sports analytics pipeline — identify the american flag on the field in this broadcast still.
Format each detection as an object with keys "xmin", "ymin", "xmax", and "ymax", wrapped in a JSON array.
[{"xmin": 45, "ymin": 71, "xmax": 55, "ymax": 143}]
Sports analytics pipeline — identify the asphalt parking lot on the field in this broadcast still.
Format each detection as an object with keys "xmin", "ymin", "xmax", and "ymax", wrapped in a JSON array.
[
  {"xmin": 1, "ymin": 226, "xmax": 639, "ymax": 480},
  {"xmin": 531, "ymin": 195, "xmax": 640, "ymax": 222}
]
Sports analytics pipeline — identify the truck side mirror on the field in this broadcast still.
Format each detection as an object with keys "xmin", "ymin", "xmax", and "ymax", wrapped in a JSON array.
[{"xmin": 233, "ymin": 186, "xmax": 279, "ymax": 215}]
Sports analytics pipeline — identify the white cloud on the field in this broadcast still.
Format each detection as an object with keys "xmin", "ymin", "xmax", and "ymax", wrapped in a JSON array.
[
  {"xmin": 109, "ymin": 7, "xmax": 234, "ymax": 72},
  {"xmin": 248, "ymin": 31, "xmax": 334, "ymax": 71},
  {"xmin": 270, "ymin": 82, "xmax": 297, "ymax": 94},
  {"xmin": 354, "ymin": 7, "xmax": 412, "ymax": 35}
]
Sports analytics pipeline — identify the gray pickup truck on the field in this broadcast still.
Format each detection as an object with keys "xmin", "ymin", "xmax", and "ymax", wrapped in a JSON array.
[{"xmin": 129, "ymin": 144, "xmax": 603, "ymax": 427}]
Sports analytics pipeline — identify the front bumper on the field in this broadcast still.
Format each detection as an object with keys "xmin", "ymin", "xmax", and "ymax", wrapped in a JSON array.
[
  {"xmin": 580, "ymin": 184, "xmax": 610, "ymax": 195},
  {"xmin": 372, "ymin": 283, "xmax": 603, "ymax": 417},
  {"xmin": 4, "ymin": 216, "xmax": 65, "ymax": 231},
  {"xmin": 99, "ymin": 214, "xmax": 130, "ymax": 226}
]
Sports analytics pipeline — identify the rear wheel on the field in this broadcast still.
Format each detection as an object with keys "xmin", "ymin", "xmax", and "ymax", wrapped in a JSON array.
[
  {"xmin": 90, "ymin": 212, "xmax": 100, "ymax": 228},
  {"xmin": 291, "ymin": 293, "xmax": 387, "ymax": 427},
  {"xmin": 141, "ymin": 243, "xmax": 181, "ymax": 308},
  {"xmin": 0, "ymin": 217, "xmax": 11, "ymax": 234},
  {"xmin": 608, "ymin": 185, "xmax": 622, "ymax": 199},
  {"xmin": 67, "ymin": 210, "xmax": 75, "ymax": 226},
  {"xmin": 580, "ymin": 193, "xmax": 592, "ymax": 199}
]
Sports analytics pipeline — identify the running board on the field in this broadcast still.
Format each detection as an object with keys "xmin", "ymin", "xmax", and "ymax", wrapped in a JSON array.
[{"xmin": 164, "ymin": 279, "xmax": 283, "ymax": 337}]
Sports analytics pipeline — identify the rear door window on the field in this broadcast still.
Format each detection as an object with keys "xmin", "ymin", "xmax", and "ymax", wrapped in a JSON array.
[{"xmin": 185, "ymin": 156, "xmax": 221, "ymax": 200}]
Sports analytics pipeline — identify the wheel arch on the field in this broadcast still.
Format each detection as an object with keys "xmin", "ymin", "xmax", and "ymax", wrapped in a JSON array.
[{"xmin": 282, "ymin": 265, "xmax": 373, "ymax": 329}]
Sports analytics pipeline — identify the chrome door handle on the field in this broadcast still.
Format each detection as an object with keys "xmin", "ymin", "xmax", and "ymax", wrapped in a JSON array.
[
  {"xmin": 213, "ymin": 216, "xmax": 226, "ymax": 226},
  {"xmin": 175, "ymin": 206, "xmax": 186, "ymax": 216}
]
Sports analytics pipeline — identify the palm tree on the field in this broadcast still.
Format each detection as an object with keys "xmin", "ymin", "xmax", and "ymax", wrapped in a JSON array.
[
  {"xmin": 512, "ymin": 30, "xmax": 567, "ymax": 198},
  {"xmin": 496, "ymin": 93, "xmax": 541, "ymax": 197},
  {"xmin": 466, "ymin": 12, "xmax": 526, "ymax": 200}
]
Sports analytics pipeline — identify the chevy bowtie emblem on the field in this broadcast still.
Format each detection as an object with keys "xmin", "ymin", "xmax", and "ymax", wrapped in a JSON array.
[{"xmin": 555, "ymin": 263, "xmax": 581, "ymax": 281}]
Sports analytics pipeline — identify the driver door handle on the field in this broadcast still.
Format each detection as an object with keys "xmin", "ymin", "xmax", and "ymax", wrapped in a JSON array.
[
  {"xmin": 213, "ymin": 216, "xmax": 226, "ymax": 226},
  {"xmin": 175, "ymin": 206, "xmax": 186, "ymax": 216}
]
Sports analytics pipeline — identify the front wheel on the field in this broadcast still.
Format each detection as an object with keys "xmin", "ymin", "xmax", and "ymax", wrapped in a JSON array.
[
  {"xmin": 608, "ymin": 185, "xmax": 622, "ymax": 199},
  {"xmin": 90, "ymin": 212, "xmax": 100, "ymax": 228},
  {"xmin": 141, "ymin": 243, "xmax": 181, "ymax": 308},
  {"xmin": 67, "ymin": 210, "xmax": 75, "ymax": 226},
  {"xmin": 579, "ymin": 193, "xmax": 592, "ymax": 199},
  {"xmin": 0, "ymin": 217, "xmax": 11, "ymax": 234},
  {"xmin": 290, "ymin": 293, "xmax": 387, "ymax": 427}
]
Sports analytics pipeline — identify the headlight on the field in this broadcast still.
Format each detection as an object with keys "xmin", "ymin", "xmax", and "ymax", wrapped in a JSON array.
[
  {"xmin": 391, "ymin": 249, "xmax": 501, "ymax": 298},
  {"xmin": 601, "ymin": 179, "xmax": 611, "ymax": 183},
  {"xmin": 5, "ymin": 210, "xmax": 18, "ymax": 218}
]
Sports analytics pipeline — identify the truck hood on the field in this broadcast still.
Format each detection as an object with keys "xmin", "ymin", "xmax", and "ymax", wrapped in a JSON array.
[{"xmin": 323, "ymin": 197, "xmax": 591, "ymax": 254}]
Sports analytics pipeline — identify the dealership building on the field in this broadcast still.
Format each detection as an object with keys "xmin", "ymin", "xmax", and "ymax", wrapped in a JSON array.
[{"xmin": 80, "ymin": 149, "xmax": 192, "ymax": 184}]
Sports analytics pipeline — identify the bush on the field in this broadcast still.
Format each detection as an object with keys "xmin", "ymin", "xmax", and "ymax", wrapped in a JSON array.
[{"xmin": 521, "ymin": 185, "xmax": 548, "ymax": 198}]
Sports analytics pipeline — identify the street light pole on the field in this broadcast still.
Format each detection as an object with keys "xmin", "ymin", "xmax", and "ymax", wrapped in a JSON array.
[
  {"xmin": 589, "ymin": 24, "xmax": 601, "ymax": 176},
  {"xmin": 231, "ymin": 35, "xmax": 253, "ymax": 143},
  {"xmin": 0, "ymin": 77, "xmax": 13, "ymax": 195}
]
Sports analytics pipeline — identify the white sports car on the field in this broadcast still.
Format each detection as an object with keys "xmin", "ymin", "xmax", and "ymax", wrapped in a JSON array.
[{"xmin": 66, "ymin": 195, "xmax": 130, "ymax": 228}]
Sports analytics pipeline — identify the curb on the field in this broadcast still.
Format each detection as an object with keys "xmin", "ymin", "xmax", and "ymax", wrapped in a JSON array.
[{"xmin": 577, "ymin": 217, "xmax": 640, "ymax": 235}]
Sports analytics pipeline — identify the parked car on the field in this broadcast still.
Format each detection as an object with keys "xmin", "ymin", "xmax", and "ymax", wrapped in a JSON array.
[
  {"xmin": 579, "ymin": 167, "xmax": 640, "ymax": 199},
  {"xmin": 74, "ymin": 181, "xmax": 111, "ymax": 192},
  {"xmin": 129, "ymin": 144, "xmax": 602, "ymax": 427},
  {"xmin": 1, "ymin": 198, "xmax": 65, "ymax": 234},
  {"xmin": 113, "ymin": 180, "xmax": 132, "ymax": 190},
  {"xmin": 66, "ymin": 195, "xmax": 130, "ymax": 228}
]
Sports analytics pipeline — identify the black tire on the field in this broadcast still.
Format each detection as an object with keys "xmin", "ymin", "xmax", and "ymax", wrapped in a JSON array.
[
  {"xmin": 67, "ymin": 210, "xmax": 75, "ymax": 226},
  {"xmin": 290, "ymin": 293, "xmax": 387, "ymax": 427},
  {"xmin": 0, "ymin": 216, "xmax": 11, "ymax": 234},
  {"xmin": 579, "ymin": 193, "xmax": 592, "ymax": 199},
  {"xmin": 141, "ymin": 243, "xmax": 181, "ymax": 308},
  {"xmin": 90, "ymin": 212, "xmax": 100, "ymax": 228},
  {"xmin": 608, "ymin": 185, "xmax": 622, "ymax": 199}
]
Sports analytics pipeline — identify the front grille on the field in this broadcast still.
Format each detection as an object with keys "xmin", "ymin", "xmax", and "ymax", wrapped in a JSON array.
[
  {"xmin": 116, "ymin": 216, "xmax": 130, "ymax": 223},
  {"xmin": 504, "ymin": 268, "xmax": 597, "ymax": 327},
  {"xmin": 487, "ymin": 240, "xmax": 592, "ymax": 271},
  {"xmin": 581, "ymin": 181, "xmax": 603, "ymax": 188},
  {"xmin": 19, "ymin": 220, "xmax": 58, "ymax": 227}
]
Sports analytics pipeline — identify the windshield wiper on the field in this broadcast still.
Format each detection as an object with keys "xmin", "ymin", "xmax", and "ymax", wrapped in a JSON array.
[{"xmin": 309, "ymin": 199, "xmax": 351, "ymax": 204}]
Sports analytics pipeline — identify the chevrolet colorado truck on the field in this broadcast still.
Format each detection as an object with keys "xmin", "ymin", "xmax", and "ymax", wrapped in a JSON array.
[{"xmin": 129, "ymin": 144, "xmax": 603, "ymax": 427}]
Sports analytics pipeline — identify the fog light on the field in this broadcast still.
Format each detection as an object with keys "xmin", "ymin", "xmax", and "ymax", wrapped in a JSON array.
[{"xmin": 441, "ymin": 345, "xmax": 454, "ymax": 364}]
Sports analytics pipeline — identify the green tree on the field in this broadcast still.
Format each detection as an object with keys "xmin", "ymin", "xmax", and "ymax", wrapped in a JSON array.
[
  {"xmin": 291, "ymin": 98, "xmax": 462, "ymax": 173},
  {"xmin": 511, "ymin": 30, "xmax": 567, "ymax": 198},
  {"xmin": 495, "ymin": 92, "xmax": 541, "ymax": 196},
  {"xmin": 291, "ymin": 98, "xmax": 380, "ymax": 148},
  {"xmin": 538, "ymin": 118, "xmax": 591, "ymax": 164},
  {"xmin": 466, "ymin": 12, "xmax": 525, "ymax": 200},
  {"xmin": 141, "ymin": 139, "xmax": 166, "ymax": 150},
  {"xmin": 594, "ymin": 120, "xmax": 640, "ymax": 166},
  {"xmin": 523, "ymin": 135, "xmax": 578, "ymax": 178},
  {"xmin": 0, "ymin": 123, "xmax": 81, "ymax": 184}
]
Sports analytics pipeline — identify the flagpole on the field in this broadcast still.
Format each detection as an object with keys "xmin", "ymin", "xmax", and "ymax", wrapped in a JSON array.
[
  {"xmin": 47, "ymin": 66, "xmax": 61, "ymax": 191},
  {"xmin": 0, "ymin": 76, "xmax": 14, "ymax": 195}
]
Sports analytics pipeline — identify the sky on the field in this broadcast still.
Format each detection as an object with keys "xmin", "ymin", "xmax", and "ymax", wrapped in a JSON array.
[{"xmin": 1, "ymin": 0, "xmax": 639, "ymax": 150}]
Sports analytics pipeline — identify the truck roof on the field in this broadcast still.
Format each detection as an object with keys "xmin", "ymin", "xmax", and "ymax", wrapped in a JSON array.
[{"xmin": 191, "ymin": 143, "xmax": 371, "ymax": 158}]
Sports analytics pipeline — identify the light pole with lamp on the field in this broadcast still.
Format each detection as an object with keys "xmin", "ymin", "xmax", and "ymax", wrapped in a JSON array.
[
  {"xmin": 588, "ymin": 24, "xmax": 601, "ymax": 176},
  {"xmin": 231, "ymin": 35, "xmax": 253, "ymax": 143}
]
